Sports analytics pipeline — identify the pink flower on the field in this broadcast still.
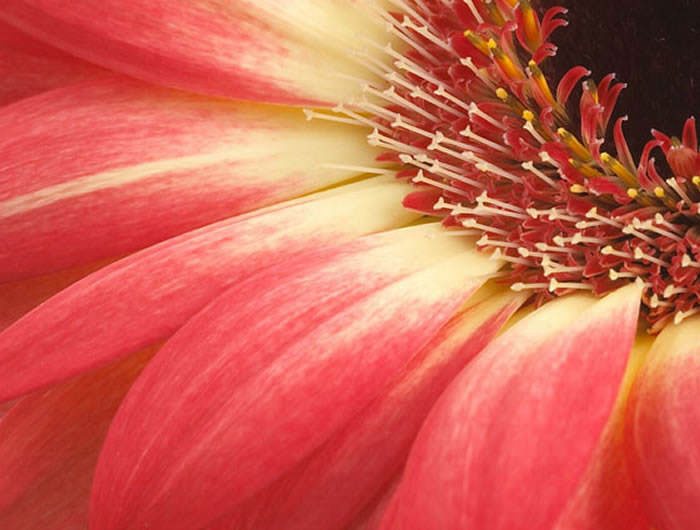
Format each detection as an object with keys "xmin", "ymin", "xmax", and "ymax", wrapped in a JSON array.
[{"xmin": 0, "ymin": 1, "xmax": 698, "ymax": 529}]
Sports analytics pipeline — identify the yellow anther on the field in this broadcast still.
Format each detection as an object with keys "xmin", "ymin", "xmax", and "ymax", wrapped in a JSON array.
[
  {"xmin": 484, "ymin": 2, "xmax": 506, "ymax": 26},
  {"xmin": 522, "ymin": 110, "xmax": 535, "ymax": 122},
  {"xmin": 495, "ymin": 87, "xmax": 509, "ymax": 101},
  {"xmin": 599, "ymin": 152, "xmax": 638, "ymax": 187},
  {"xmin": 627, "ymin": 188, "xmax": 639, "ymax": 199},
  {"xmin": 558, "ymin": 128, "xmax": 592, "ymax": 162},
  {"xmin": 464, "ymin": 30, "xmax": 491, "ymax": 56},
  {"xmin": 519, "ymin": 0, "xmax": 541, "ymax": 50},
  {"xmin": 570, "ymin": 184, "xmax": 587, "ymax": 194},
  {"xmin": 569, "ymin": 158, "xmax": 603, "ymax": 178},
  {"xmin": 491, "ymin": 46, "xmax": 526, "ymax": 82},
  {"xmin": 654, "ymin": 186, "xmax": 666, "ymax": 198},
  {"xmin": 528, "ymin": 60, "xmax": 556, "ymax": 106},
  {"xmin": 693, "ymin": 176, "xmax": 700, "ymax": 187}
]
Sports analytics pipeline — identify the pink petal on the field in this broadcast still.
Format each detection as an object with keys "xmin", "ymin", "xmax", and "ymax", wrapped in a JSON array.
[
  {"xmin": 0, "ymin": 346, "xmax": 155, "ymax": 530},
  {"xmin": 349, "ymin": 477, "xmax": 401, "ymax": 530},
  {"xmin": 0, "ymin": 77, "xmax": 380, "ymax": 281},
  {"xmin": 0, "ymin": 19, "xmax": 106, "ymax": 105},
  {"xmin": 381, "ymin": 284, "xmax": 642, "ymax": 530},
  {"xmin": 0, "ymin": 180, "xmax": 415, "ymax": 401},
  {"xmin": 89, "ymin": 225, "xmax": 500, "ymax": 530},
  {"xmin": 554, "ymin": 336, "xmax": 653, "ymax": 530},
  {"xmin": 0, "ymin": 0, "xmax": 378, "ymax": 105},
  {"xmin": 0, "ymin": 260, "xmax": 105, "ymax": 332},
  {"xmin": 215, "ymin": 287, "xmax": 525, "ymax": 530},
  {"xmin": 627, "ymin": 316, "xmax": 700, "ymax": 530}
]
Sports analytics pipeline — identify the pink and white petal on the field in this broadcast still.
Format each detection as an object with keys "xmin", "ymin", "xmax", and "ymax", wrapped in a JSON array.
[
  {"xmin": 89, "ymin": 226, "xmax": 502, "ymax": 530},
  {"xmin": 216, "ymin": 287, "xmax": 525, "ymax": 530},
  {"xmin": 554, "ymin": 336, "xmax": 653, "ymax": 530},
  {"xmin": 0, "ymin": 19, "xmax": 107, "ymax": 105},
  {"xmin": 380, "ymin": 284, "xmax": 642, "ymax": 530},
  {"xmin": 0, "ymin": 180, "xmax": 416, "ymax": 402},
  {"xmin": 627, "ymin": 316, "xmax": 700, "ymax": 530},
  {"xmin": 0, "ymin": 346, "xmax": 156, "ymax": 530},
  {"xmin": 0, "ymin": 0, "xmax": 381, "ymax": 105},
  {"xmin": 0, "ymin": 77, "xmax": 380, "ymax": 281}
]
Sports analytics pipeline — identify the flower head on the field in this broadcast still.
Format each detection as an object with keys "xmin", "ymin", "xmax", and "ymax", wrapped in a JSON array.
[{"xmin": 0, "ymin": 1, "xmax": 699, "ymax": 529}]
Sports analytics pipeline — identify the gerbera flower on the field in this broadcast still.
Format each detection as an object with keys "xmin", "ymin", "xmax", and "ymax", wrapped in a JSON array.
[{"xmin": 0, "ymin": 1, "xmax": 698, "ymax": 529}]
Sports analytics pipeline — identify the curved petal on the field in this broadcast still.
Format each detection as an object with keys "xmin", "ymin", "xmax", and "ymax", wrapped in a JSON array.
[
  {"xmin": 89, "ymin": 225, "xmax": 501, "ymax": 530},
  {"xmin": 349, "ymin": 478, "xmax": 401, "ymax": 530},
  {"xmin": 554, "ymin": 336, "xmax": 653, "ymax": 530},
  {"xmin": 0, "ymin": 19, "xmax": 106, "ymax": 105},
  {"xmin": 0, "ymin": 0, "xmax": 381, "ymax": 105},
  {"xmin": 381, "ymin": 284, "xmax": 642, "ymax": 530},
  {"xmin": 0, "ymin": 180, "xmax": 415, "ymax": 402},
  {"xmin": 627, "ymin": 315, "xmax": 700, "ymax": 530},
  {"xmin": 213, "ymin": 287, "xmax": 525, "ymax": 530},
  {"xmin": 0, "ymin": 346, "xmax": 155, "ymax": 530},
  {"xmin": 0, "ymin": 77, "xmax": 380, "ymax": 281},
  {"xmin": 0, "ymin": 260, "xmax": 106, "ymax": 332}
]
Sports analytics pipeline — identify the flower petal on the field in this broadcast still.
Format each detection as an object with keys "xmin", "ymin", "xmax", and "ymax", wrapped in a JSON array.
[
  {"xmin": 349, "ymin": 478, "xmax": 401, "ymax": 530},
  {"xmin": 0, "ymin": 19, "xmax": 106, "ymax": 105},
  {"xmin": 215, "ymin": 287, "xmax": 525, "ymax": 530},
  {"xmin": 0, "ymin": 346, "xmax": 155, "ymax": 530},
  {"xmin": 627, "ymin": 315, "xmax": 700, "ymax": 530},
  {"xmin": 0, "ymin": 179, "xmax": 415, "ymax": 402},
  {"xmin": 554, "ymin": 336, "xmax": 653, "ymax": 530},
  {"xmin": 381, "ymin": 284, "xmax": 642, "ymax": 530},
  {"xmin": 0, "ymin": 260, "xmax": 105, "ymax": 332},
  {"xmin": 0, "ymin": 0, "xmax": 380, "ymax": 105},
  {"xmin": 89, "ymin": 225, "xmax": 501, "ymax": 530},
  {"xmin": 0, "ymin": 77, "xmax": 379, "ymax": 281}
]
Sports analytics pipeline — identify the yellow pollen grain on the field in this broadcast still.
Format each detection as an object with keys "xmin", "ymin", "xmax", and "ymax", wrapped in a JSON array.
[
  {"xmin": 627, "ymin": 188, "xmax": 639, "ymax": 199},
  {"xmin": 693, "ymin": 176, "xmax": 700, "ymax": 187},
  {"xmin": 522, "ymin": 110, "xmax": 535, "ymax": 122},
  {"xmin": 496, "ymin": 88, "xmax": 509, "ymax": 101},
  {"xmin": 654, "ymin": 186, "xmax": 665, "ymax": 198},
  {"xmin": 570, "ymin": 184, "xmax": 587, "ymax": 194}
]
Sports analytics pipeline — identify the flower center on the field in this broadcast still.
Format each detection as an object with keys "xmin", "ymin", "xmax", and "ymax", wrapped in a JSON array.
[
  {"xmin": 316, "ymin": 0, "xmax": 700, "ymax": 332},
  {"xmin": 539, "ymin": 0, "xmax": 699, "ymax": 157}
]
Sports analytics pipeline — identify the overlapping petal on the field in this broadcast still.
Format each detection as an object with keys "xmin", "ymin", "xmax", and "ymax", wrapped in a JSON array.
[
  {"xmin": 380, "ymin": 284, "xmax": 642, "ymax": 530},
  {"xmin": 88, "ymin": 225, "xmax": 501, "ymax": 530},
  {"xmin": 0, "ymin": 0, "xmax": 381, "ymax": 104},
  {"xmin": 0, "ymin": 180, "xmax": 415, "ymax": 401},
  {"xmin": 0, "ymin": 260, "xmax": 106, "ymax": 332},
  {"xmin": 213, "ymin": 287, "xmax": 525, "ymax": 530},
  {"xmin": 627, "ymin": 316, "xmax": 700, "ymax": 530},
  {"xmin": 554, "ymin": 336, "xmax": 653, "ymax": 529},
  {"xmin": 0, "ymin": 346, "xmax": 155, "ymax": 530},
  {"xmin": 0, "ymin": 77, "xmax": 379, "ymax": 281},
  {"xmin": 0, "ymin": 19, "xmax": 106, "ymax": 105}
]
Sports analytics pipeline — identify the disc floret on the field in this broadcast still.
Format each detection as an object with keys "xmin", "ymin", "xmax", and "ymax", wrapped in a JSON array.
[{"xmin": 325, "ymin": 0, "xmax": 700, "ymax": 331}]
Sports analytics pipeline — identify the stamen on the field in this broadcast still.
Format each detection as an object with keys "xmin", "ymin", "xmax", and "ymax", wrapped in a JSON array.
[{"xmin": 339, "ymin": 1, "xmax": 700, "ymax": 331}]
